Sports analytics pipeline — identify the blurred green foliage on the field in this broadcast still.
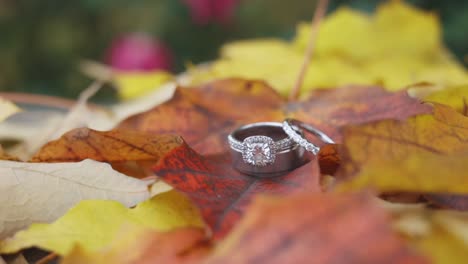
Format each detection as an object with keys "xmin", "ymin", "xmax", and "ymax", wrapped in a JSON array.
[{"xmin": 0, "ymin": 0, "xmax": 466, "ymax": 98}]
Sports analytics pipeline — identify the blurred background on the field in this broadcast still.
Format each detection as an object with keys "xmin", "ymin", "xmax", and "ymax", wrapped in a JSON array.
[{"xmin": 0, "ymin": 0, "xmax": 466, "ymax": 98}]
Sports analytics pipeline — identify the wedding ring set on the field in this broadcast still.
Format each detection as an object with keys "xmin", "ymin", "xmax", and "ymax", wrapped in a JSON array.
[{"xmin": 228, "ymin": 119, "xmax": 334, "ymax": 177}]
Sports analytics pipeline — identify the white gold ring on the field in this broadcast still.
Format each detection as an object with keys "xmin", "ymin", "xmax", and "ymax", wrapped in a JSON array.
[
  {"xmin": 228, "ymin": 122, "xmax": 307, "ymax": 177},
  {"xmin": 282, "ymin": 118, "xmax": 334, "ymax": 155}
]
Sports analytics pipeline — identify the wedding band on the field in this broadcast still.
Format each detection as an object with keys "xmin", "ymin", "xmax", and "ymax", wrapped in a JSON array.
[
  {"xmin": 282, "ymin": 118, "xmax": 334, "ymax": 154},
  {"xmin": 228, "ymin": 122, "xmax": 307, "ymax": 177}
]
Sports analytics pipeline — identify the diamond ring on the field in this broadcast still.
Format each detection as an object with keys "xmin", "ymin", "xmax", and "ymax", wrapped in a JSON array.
[
  {"xmin": 228, "ymin": 122, "xmax": 307, "ymax": 177},
  {"xmin": 282, "ymin": 118, "xmax": 334, "ymax": 155}
]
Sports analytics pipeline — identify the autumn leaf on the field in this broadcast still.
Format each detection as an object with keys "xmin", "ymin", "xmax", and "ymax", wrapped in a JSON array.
[
  {"xmin": 62, "ymin": 192, "xmax": 427, "ymax": 264},
  {"xmin": 389, "ymin": 203, "xmax": 468, "ymax": 264},
  {"xmin": 78, "ymin": 78, "xmax": 423, "ymax": 237},
  {"xmin": 113, "ymin": 70, "xmax": 173, "ymax": 100},
  {"xmin": 206, "ymin": 191, "xmax": 427, "ymax": 263},
  {"xmin": 6, "ymin": 80, "xmax": 430, "ymax": 241},
  {"xmin": 0, "ymin": 83, "xmax": 176, "ymax": 160},
  {"xmin": 0, "ymin": 190, "xmax": 204, "ymax": 255},
  {"xmin": 118, "ymin": 78, "xmax": 431, "ymax": 155},
  {"xmin": 338, "ymin": 151, "xmax": 468, "ymax": 194},
  {"xmin": 31, "ymin": 128, "xmax": 185, "ymax": 178},
  {"xmin": 154, "ymin": 146, "xmax": 321, "ymax": 238},
  {"xmin": 416, "ymin": 84, "xmax": 468, "ymax": 115},
  {"xmin": 0, "ymin": 159, "xmax": 155, "ymax": 239},
  {"xmin": 32, "ymin": 128, "xmax": 184, "ymax": 163},
  {"xmin": 188, "ymin": 1, "xmax": 468, "ymax": 95},
  {"xmin": 37, "ymin": 79, "xmax": 430, "ymax": 175},
  {"xmin": 62, "ymin": 227, "xmax": 210, "ymax": 264},
  {"xmin": 336, "ymin": 104, "xmax": 468, "ymax": 208}
]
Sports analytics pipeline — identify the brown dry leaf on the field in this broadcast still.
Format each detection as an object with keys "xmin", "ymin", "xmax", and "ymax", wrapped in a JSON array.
[
  {"xmin": 206, "ymin": 191, "xmax": 427, "ymax": 264},
  {"xmin": 32, "ymin": 128, "xmax": 185, "ymax": 178},
  {"xmin": 118, "ymin": 78, "xmax": 431, "ymax": 154},
  {"xmin": 32, "ymin": 128, "xmax": 184, "ymax": 163},
  {"xmin": 336, "ymin": 104, "xmax": 468, "ymax": 209}
]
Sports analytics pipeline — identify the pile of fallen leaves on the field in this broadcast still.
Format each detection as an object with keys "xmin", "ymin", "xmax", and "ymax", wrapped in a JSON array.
[{"xmin": 1, "ymin": 1, "xmax": 468, "ymax": 263}]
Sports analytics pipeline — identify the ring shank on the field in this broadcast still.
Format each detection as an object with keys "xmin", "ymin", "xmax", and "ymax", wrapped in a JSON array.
[
  {"xmin": 283, "ymin": 118, "xmax": 334, "ymax": 154},
  {"xmin": 288, "ymin": 119, "xmax": 334, "ymax": 144}
]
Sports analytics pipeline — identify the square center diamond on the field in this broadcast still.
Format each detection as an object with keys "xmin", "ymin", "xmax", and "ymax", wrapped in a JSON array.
[{"xmin": 242, "ymin": 136, "xmax": 276, "ymax": 166}]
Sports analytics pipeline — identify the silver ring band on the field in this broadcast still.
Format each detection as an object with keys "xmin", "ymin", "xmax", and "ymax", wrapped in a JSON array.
[
  {"xmin": 282, "ymin": 118, "xmax": 334, "ymax": 155},
  {"xmin": 228, "ymin": 122, "xmax": 296, "ymax": 152},
  {"xmin": 228, "ymin": 122, "xmax": 307, "ymax": 177}
]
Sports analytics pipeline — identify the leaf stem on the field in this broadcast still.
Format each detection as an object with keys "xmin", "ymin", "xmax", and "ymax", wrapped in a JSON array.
[
  {"xmin": 289, "ymin": 0, "xmax": 329, "ymax": 101},
  {"xmin": 36, "ymin": 253, "xmax": 58, "ymax": 264}
]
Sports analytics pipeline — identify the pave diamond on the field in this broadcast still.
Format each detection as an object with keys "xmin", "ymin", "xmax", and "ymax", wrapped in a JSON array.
[
  {"xmin": 282, "ymin": 120, "xmax": 320, "ymax": 155},
  {"xmin": 242, "ymin": 136, "xmax": 276, "ymax": 166}
]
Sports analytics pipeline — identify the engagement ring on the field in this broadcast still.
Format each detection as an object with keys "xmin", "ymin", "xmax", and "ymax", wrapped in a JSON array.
[{"xmin": 228, "ymin": 122, "xmax": 307, "ymax": 177}]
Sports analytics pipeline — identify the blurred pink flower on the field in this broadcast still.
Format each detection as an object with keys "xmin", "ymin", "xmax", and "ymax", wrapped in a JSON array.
[
  {"xmin": 105, "ymin": 33, "xmax": 173, "ymax": 72},
  {"xmin": 184, "ymin": 0, "xmax": 240, "ymax": 24}
]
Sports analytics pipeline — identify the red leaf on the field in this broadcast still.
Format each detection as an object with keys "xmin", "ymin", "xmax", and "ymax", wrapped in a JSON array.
[{"xmin": 153, "ymin": 144, "xmax": 321, "ymax": 238}]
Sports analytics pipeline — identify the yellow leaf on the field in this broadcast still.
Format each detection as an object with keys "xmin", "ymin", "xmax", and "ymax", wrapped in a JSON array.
[
  {"xmin": 423, "ymin": 85, "xmax": 468, "ymax": 114},
  {"xmin": 62, "ymin": 227, "xmax": 209, "ymax": 264},
  {"xmin": 337, "ymin": 104, "xmax": 468, "ymax": 193},
  {"xmin": 373, "ymin": 0, "xmax": 440, "ymax": 58},
  {"xmin": 294, "ymin": 7, "xmax": 373, "ymax": 60},
  {"xmin": 0, "ymin": 98, "xmax": 20, "ymax": 122},
  {"xmin": 189, "ymin": 1, "xmax": 468, "ymax": 95},
  {"xmin": 0, "ymin": 190, "xmax": 204, "ymax": 255},
  {"xmin": 338, "ymin": 151, "xmax": 468, "ymax": 193},
  {"xmin": 189, "ymin": 39, "xmax": 303, "ymax": 96},
  {"xmin": 113, "ymin": 70, "xmax": 173, "ymax": 100},
  {"xmin": 391, "ymin": 206, "xmax": 468, "ymax": 264}
]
